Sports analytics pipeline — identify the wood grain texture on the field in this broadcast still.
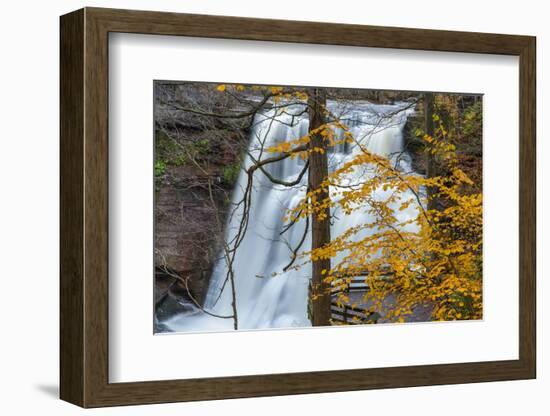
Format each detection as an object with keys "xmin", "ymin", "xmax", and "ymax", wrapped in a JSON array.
[
  {"xmin": 88, "ymin": 7, "xmax": 532, "ymax": 54},
  {"xmin": 518, "ymin": 38, "xmax": 537, "ymax": 376},
  {"xmin": 83, "ymin": 10, "xmax": 110, "ymax": 406},
  {"xmin": 59, "ymin": 7, "xmax": 537, "ymax": 408},
  {"xmin": 59, "ymin": 8, "xmax": 84, "ymax": 406}
]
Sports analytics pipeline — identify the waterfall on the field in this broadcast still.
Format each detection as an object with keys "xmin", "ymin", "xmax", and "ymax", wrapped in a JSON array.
[{"xmin": 163, "ymin": 100, "xmax": 417, "ymax": 333}]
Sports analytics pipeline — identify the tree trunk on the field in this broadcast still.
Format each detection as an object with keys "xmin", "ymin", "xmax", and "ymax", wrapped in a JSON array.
[
  {"xmin": 308, "ymin": 88, "xmax": 331, "ymax": 326},
  {"xmin": 424, "ymin": 92, "xmax": 438, "ymax": 211}
]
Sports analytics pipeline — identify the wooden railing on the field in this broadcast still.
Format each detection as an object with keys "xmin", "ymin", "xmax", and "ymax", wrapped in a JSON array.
[
  {"xmin": 329, "ymin": 273, "xmax": 391, "ymax": 324},
  {"xmin": 330, "ymin": 301, "xmax": 380, "ymax": 324},
  {"xmin": 330, "ymin": 275, "xmax": 375, "ymax": 324},
  {"xmin": 330, "ymin": 275, "xmax": 369, "ymax": 293},
  {"xmin": 330, "ymin": 271, "xmax": 393, "ymax": 325}
]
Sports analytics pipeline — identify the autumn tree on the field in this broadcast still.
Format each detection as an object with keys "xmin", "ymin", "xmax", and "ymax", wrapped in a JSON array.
[{"xmin": 282, "ymin": 95, "xmax": 483, "ymax": 322}]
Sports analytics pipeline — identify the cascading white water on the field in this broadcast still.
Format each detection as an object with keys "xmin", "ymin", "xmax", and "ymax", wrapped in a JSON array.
[{"xmin": 163, "ymin": 100, "xmax": 417, "ymax": 333}]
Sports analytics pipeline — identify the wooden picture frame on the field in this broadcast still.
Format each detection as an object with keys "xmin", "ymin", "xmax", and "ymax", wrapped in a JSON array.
[{"xmin": 60, "ymin": 7, "xmax": 536, "ymax": 408}]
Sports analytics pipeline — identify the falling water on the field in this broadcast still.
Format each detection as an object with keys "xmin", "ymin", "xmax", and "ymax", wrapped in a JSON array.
[{"xmin": 163, "ymin": 100, "xmax": 417, "ymax": 333}]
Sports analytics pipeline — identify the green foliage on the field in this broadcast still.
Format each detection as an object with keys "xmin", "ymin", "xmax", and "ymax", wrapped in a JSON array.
[
  {"xmin": 156, "ymin": 130, "xmax": 187, "ymax": 167},
  {"xmin": 156, "ymin": 130, "xmax": 179, "ymax": 154},
  {"xmin": 222, "ymin": 162, "xmax": 240, "ymax": 184},
  {"xmin": 154, "ymin": 159, "xmax": 167, "ymax": 177},
  {"xmin": 193, "ymin": 139, "xmax": 210, "ymax": 156},
  {"xmin": 172, "ymin": 155, "xmax": 187, "ymax": 166},
  {"xmin": 156, "ymin": 130, "xmax": 214, "ymax": 169},
  {"xmin": 463, "ymin": 101, "xmax": 483, "ymax": 144}
]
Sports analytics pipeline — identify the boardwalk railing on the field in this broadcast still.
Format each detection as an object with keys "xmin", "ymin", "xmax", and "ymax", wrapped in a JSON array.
[
  {"xmin": 329, "ymin": 273, "xmax": 393, "ymax": 324},
  {"xmin": 330, "ymin": 301, "xmax": 380, "ymax": 324},
  {"xmin": 330, "ymin": 276, "xmax": 375, "ymax": 324},
  {"xmin": 330, "ymin": 275, "xmax": 369, "ymax": 293},
  {"xmin": 327, "ymin": 271, "xmax": 395, "ymax": 324},
  {"xmin": 329, "ymin": 271, "xmax": 394, "ymax": 294}
]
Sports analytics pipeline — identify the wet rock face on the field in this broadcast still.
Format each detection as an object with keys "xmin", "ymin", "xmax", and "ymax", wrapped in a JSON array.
[
  {"xmin": 154, "ymin": 153, "xmax": 240, "ymax": 307},
  {"xmin": 154, "ymin": 83, "xmax": 251, "ymax": 309},
  {"xmin": 155, "ymin": 168, "xmax": 221, "ymax": 304}
]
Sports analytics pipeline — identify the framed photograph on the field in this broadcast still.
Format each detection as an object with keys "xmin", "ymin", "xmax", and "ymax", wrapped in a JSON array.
[{"xmin": 60, "ymin": 7, "xmax": 536, "ymax": 408}]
